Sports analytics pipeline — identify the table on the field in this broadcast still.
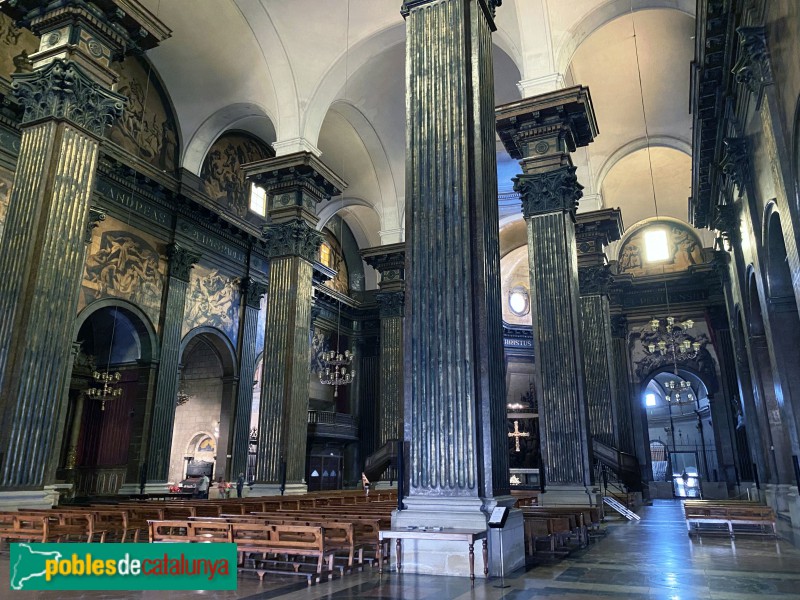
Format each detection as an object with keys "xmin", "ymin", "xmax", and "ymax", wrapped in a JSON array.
[{"xmin": 378, "ymin": 528, "xmax": 488, "ymax": 584}]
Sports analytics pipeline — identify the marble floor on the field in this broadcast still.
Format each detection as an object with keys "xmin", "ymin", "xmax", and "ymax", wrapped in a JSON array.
[{"xmin": 3, "ymin": 500, "xmax": 800, "ymax": 599}]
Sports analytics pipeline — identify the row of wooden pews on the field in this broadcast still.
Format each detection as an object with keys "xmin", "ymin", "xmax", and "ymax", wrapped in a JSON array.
[
  {"xmin": 683, "ymin": 499, "xmax": 777, "ymax": 538},
  {"xmin": 520, "ymin": 505, "xmax": 604, "ymax": 557}
]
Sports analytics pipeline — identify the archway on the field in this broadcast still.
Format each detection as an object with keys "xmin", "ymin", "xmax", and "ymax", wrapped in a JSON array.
[
  {"xmin": 168, "ymin": 329, "xmax": 237, "ymax": 487},
  {"xmin": 640, "ymin": 367, "xmax": 715, "ymax": 497},
  {"xmin": 62, "ymin": 303, "xmax": 155, "ymax": 497}
]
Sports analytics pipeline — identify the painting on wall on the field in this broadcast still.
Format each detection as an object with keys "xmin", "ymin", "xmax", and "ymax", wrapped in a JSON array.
[
  {"xmin": 0, "ymin": 165, "xmax": 12, "ymax": 243},
  {"xmin": 617, "ymin": 221, "xmax": 704, "ymax": 277},
  {"xmin": 182, "ymin": 263, "xmax": 241, "ymax": 345},
  {"xmin": 80, "ymin": 217, "xmax": 167, "ymax": 328},
  {"xmin": 107, "ymin": 57, "xmax": 179, "ymax": 172},
  {"xmin": 200, "ymin": 132, "xmax": 273, "ymax": 219},
  {"xmin": 320, "ymin": 230, "xmax": 349, "ymax": 295},
  {"xmin": 0, "ymin": 13, "xmax": 37, "ymax": 81}
]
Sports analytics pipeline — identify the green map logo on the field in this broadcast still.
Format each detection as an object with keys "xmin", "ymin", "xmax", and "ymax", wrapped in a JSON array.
[{"xmin": 10, "ymin": 543, "xmax": 237, "ymax": 591}]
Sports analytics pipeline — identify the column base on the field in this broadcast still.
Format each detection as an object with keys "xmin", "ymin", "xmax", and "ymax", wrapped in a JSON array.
[
  {"xmin": 539, "ymin": 485, "xmax": 598, "ymax": 506},
  {"xmin": 776, "ymin": 483, "xmax": 793, "ymax": 513},
  {"xmin": 0, "ymin": 485, "xmax": 71, "ymax": 510},
  {"xmin": 390, "ymin": 495, "xmax": 524, "ymax": 578},
  {"xmin": 249, "ymin": 483, "xmax": 308, "ymax": 496},
  {"xmin": 764, "ymin": 483, "xmax": 778, "ymax": 512}
]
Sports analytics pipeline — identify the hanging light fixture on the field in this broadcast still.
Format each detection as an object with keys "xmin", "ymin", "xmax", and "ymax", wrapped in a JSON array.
[
  {"xmin": 87, "ymin": 369, "xmax": 122, "ymax": 411},
  {"xmin": 646, "ymin": 316, "xmax": 701, "ymax": 362}
]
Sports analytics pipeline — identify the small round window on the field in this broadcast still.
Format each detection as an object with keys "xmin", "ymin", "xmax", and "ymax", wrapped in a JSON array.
[{"xmin": 508, "ymin": 286, "xmax": 529, "ymax": 317}]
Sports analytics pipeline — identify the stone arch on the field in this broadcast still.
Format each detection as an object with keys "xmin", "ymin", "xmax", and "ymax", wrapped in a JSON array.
[
  {"xmin": 180, "ymin": 326, "xmax": 238, "ymax": 379},
  {"xmin": 595, "ymin": 135, "xmax": 692, "ymax": 194},
  {"xmin": 182, "ymin": 103, "xmax": 278, "ymax": 176},
  {"xmin": 555, "ymin": 0, "xmax": 695, "ymax": 75},
  {"xmin": 75, "ymin": 298, "xmax": 159, "ymax": 363},
  {"xmin": 764, "ymin": 203, "xmax": 796, "ymax": 299}
]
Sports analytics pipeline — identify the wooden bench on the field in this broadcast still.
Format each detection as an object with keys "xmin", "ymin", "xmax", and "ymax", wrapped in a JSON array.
[
  {"xmin": 683, "ymin": 501, "xmax": 776, "ymax": 537},
  {"xmin": 522, "ymin": 515, "xmax": 572, "ymax": 555}
]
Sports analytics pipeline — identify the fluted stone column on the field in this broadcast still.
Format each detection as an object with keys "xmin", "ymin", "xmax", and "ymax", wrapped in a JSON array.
[
  {"xmin": 496, "ymin": 87, "xmax": 598, "ymax": 500},
  {"xmin": 230, "ymin": 278, "xmax": 268, "ymax": 480},
  {"xmin": 146, "ymin": 244, "xmax": 200, "ymax": 483},
  {"xmin": 361, "ymin": 244, "xmax": 405, "ymax": 452},
  {"xmin": 243, "ymin": 152, "xmax": 345, "ymax": 495},
  {"xmin": 575, "ymin": 210, "xmax": 623, "ymax": 450},
  {"xmin": 0, "ymin": 1, "xmax": 168, "ymax": 498}
]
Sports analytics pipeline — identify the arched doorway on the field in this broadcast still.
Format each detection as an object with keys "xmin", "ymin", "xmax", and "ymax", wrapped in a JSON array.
[
  {"xmin": 62, "ymin": 302, "xmax": 156, "ymax": 497},
  {"xmin": 168, "ymin": 328, "xmax": 237, "ymax": 486},
  {"xmin": 641, "ymin": 368, "xmax": 715, "ymax": 497}
]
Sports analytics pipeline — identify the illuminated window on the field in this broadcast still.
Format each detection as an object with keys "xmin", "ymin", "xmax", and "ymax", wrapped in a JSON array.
[
  {"xmin": 249, "ymin": 184, "xmax": 267, "ymax": 217},
  {"xmin": 644, "ymin": 229, "xmax": 669, "ymax": 262},
  {"xmin": 319, "ymin": 243, "xmax": 332, "ymax": 267},
  {"xmin": 645, "ymin": 393, "xmax": 657, "ymax": 407},
  {"xmin": 508, "ymin": 287, "xmax": 529, "ymax": 317}
]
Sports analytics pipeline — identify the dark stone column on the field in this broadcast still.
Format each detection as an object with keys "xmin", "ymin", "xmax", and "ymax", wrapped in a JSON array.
[
  {"xmin": 146, "ymin": 245, "xmax": 200, "ymax": 483},
  {"xmin": 496, "ymin": 87, "xmax": 598, "ymax": 498},
  {"xmin": 362, "ymin": 244, "xmax": 405, "ymax": 451},
  {"xmin": 0, "ymin": 1, "xmax": 168, "ymax": 494},
  {"xmin": 230, "ymin": 278, "xmax": 267, "ymax": 480},
  {"xmin": 243, "ymin": 152, "xmax": 345, "ymax": 494},
  {"xmin": 575, "ymin": 210, "xmax": 623, "ymax": 450},
  {"xmin": 397, "ymin": 0, "xmax": 519, "ymax": 577}
]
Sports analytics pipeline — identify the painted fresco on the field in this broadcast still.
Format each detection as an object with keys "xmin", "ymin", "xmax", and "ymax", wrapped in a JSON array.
[
  {"xmin": 200, "ymin": 132, "xmax": 273, "ymax": 219},
  {"xmin": 80, "ymin": 217, "xmax": 167, "ymax": 328},
  {"xmin": 0, "ymin": 13, "xmax": 37, "ymax": 81},
  {"xmin": 617, "ymin": 221, "xmax": 704, "ymax": 277},
  {"xmin": 108, "ymin": 57, "xmax": 179, "ymax": 172},
  {"xmin": 320, "ymin": 231, "xmax": 349, "ymax": 295},
  {"xmin": 0, "ymin": 165, "xmax": 12, "ymax": 243},
  {"xmin": 182, "ymin": 263, "xmax": 240, "ymax": 345}
]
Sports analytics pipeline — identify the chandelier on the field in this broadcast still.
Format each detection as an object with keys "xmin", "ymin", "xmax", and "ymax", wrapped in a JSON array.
[
  {"xmin": 87, "ymin": 370, "xmax": 122, "ymax": 410},
  {"xmin": 665, "ymin": 379, "xmax": 694, "ymax": 404},
  {"xmin": 318, "ymin": 348, "xmax": 355, "ymax": 397},
  {"xmin": 646, "ymin": 317, "xmax": 701, "ymax": 361}
]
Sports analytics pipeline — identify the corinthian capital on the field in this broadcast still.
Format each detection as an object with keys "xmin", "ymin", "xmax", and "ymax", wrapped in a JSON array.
[{"xmin": 515, "ymin": 166, "xmax": 583, "ymax": 218}]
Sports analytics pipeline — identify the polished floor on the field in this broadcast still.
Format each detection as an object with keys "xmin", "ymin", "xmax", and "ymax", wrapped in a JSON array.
[{"xmin": 3, "ymin": 500, "xmax": 800, "ymax": 599}]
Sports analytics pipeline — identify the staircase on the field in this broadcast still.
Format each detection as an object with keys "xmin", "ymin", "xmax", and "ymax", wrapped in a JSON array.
[
  {"xmin": 363, "ymin": 439, "xmax": 400, "ymax": 483},
  {"xmin": 603, "ymin": 496, "xmax": 641, "ymax": 521},
  {"xmin": 593, "ymin": 439, "xmax": 642, "ymax": 491}
]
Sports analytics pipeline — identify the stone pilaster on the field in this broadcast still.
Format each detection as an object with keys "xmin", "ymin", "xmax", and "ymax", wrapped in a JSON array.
[
  {"xmin": 243, "ymin": 152, "xmax": 345, "ymax": 493},
  {"xmin": 575, "ymin": 210, "xmax": 623, "ymax": 451},
  {"xmin": 496, "ymin": 86, "xmax": 598, "ymax": 493},
  {"xmin": 362, "ymin": 243, "xmax": 405, "ymax": 449},
  {"xmin": 230, "ymin": 278, "xmax": 268, "ymax": 480},
  {"xmin": 146, "ymin": 244, "xmax": 200, "ymax": 482},
  {"xmin": 0, "ymin": 1, "xmax": 168, "ymax": 490},
  {"xmin": 397, "ymin": 0, "xmax": 521, "ymax": 578}
]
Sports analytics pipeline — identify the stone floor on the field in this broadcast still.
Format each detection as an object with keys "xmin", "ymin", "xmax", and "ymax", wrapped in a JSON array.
[{"xmin": 3, "ymin": 499, "xmax": 800, "ymax": 599}]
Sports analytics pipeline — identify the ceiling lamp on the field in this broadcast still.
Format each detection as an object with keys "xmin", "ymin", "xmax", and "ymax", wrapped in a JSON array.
[{"xmin": 646, "ymin": 317, "xmax": 701, "ymax": 362}]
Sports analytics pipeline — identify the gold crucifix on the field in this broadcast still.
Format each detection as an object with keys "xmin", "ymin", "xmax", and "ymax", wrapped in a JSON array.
[{"xmin": 508, "ymin": 420, "xmax": 529, "ymax": 452}]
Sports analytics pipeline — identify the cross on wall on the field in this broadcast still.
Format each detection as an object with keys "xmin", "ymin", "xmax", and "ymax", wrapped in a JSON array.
[{"xmin": 508, "ymin": 420, "xmax": 530, "ymax": 452}]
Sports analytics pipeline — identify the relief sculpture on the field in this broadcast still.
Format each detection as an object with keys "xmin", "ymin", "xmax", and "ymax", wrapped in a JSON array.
[
  {"xmin": 182, "ymin": 264, "xmax": 240, "ymax": 345},
  {"xmin": 617, "ymin": 221, "xmax": 703, "ymax": 276}
]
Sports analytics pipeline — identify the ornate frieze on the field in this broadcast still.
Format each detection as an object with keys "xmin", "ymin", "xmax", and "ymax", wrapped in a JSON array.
[
  {"xmin": 376, "ymin": 290, "xmax": 404, "ymax": 318},
  {"xmin": 578, "ymin": 264, "xmax": 612, "ymax": 296},
  {"xmin": 720, "ymin": 137, "xmax": 749, "ymax": 195},
  {"xmin": 241, "ymin": 277, "xmax": 268, "ymax": 310},
  {"xmin": 166, "ymin": 243, "xmax": 200, "ymax": 282},
  {"xmin": 262, "ymin": 218, "xmax": 324, "ymax": 263},
  {"xmin": 84, "ymin": 206, "xmax": 105, "ymax": 243},
  {"xmin": 733, "ymin": 26, "xmax": 772, "ymax": 110},
  {"xmin": 12, "ymin": 59, "xmax": 125, "ymax": 136},
  {"xmin": 515, "ymin": 166, "xmax": 583, "ymax": 218}
]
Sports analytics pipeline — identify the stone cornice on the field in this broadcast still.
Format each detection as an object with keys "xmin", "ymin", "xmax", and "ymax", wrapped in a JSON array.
[
  {"xmin": 361, "ymin": 242, "xmax": 405, "ymax": 291},
  {"xmin": 401, "ymin": 0, "xmax": 501, "ymax": 25},
  {"xmin": 575, "ymin": 208, "xmax": 623, "ymax": 267},
  {"xmin": 515, "ymin": 166, "xmax": 583, "ymax": 218}
]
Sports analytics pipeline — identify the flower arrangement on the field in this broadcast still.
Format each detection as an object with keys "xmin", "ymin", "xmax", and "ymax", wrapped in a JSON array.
[{"xmin": 168, "ymin": 484, "xmax": 180, "ymax": 493}]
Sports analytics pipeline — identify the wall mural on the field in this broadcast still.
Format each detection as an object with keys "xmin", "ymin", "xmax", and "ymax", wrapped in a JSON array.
[
  {"xmin": 0, "ymin": 165, "xmax": 12, "ymax": 243},
  {"xmin": 0, "ymin": 13, "xmax": 37, "ymax": 81},
  {"xmin": 80, "ymin": 217, "xmax": 166, "ymax": 328},
  {"xmin": 182, "ymin": 263, "xmax": 241, "ymax": 345},
  {"xmin": 107, "ymin": 57, "xmax": 179, "ymax": 172},
  {"xmin": 200, "ymin": 132, "xmax": 273, "ymax": 219},
  {"xmin": 321, "ymin": 230, "xmax": 349, "ymax": 295},
  {"xmin": 617, "ymin": 222, "xmax": 704, "ymax": 277}
]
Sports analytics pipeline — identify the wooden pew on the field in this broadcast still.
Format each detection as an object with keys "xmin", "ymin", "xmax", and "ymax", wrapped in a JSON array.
[{"xmin": 683, "ymin": 501, "xmax": 776, "ymax": 537}]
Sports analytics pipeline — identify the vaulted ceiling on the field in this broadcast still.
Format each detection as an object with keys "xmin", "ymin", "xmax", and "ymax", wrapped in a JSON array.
[{"xmin": 137, "ymin": 0, "xmax": 705, "ymax": 267}]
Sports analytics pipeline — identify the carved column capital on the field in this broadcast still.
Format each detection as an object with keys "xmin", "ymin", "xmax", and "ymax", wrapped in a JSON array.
[
  {"xmin": 167, "ymin": 243, "xmax": 200, "ymax": 282},
  {"xmin": 84, "ymin": 207, "xmax": 105, "ymax": 243},
  {"xmin": 12, "ymin": 59, "xmax": 125, "ymax": 136},
  {"xmin": 578, "ymin": 264, "xmax": 612, "ymax": 296},
  {"xmin": 720, "ymin": 137, "xmax": 750, "ymax": 195},
  {"xmin": 515, "ymin": 166, "xmax": 583, "ymax": 218},
  {"xmin": 610, "ymin": 315, "xmax": 628, "ymax": 339},
  {"xmin": 733, "ymin": 26, "xmax": 772, "ymax": 110},
  {"xmin": 712, "ymin": 202, "xmax": 741, "ymax": 250},
  {"xmin": 376, "ymin": 290, "xmax": 405, "ymax": 318},
  {"xmin": 262, "ymin": 218, "xmax": 325, "ymax": 264},
  {"xmin": 242, "ymin": 277, "xmax": 268, "ymax": 309}
]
